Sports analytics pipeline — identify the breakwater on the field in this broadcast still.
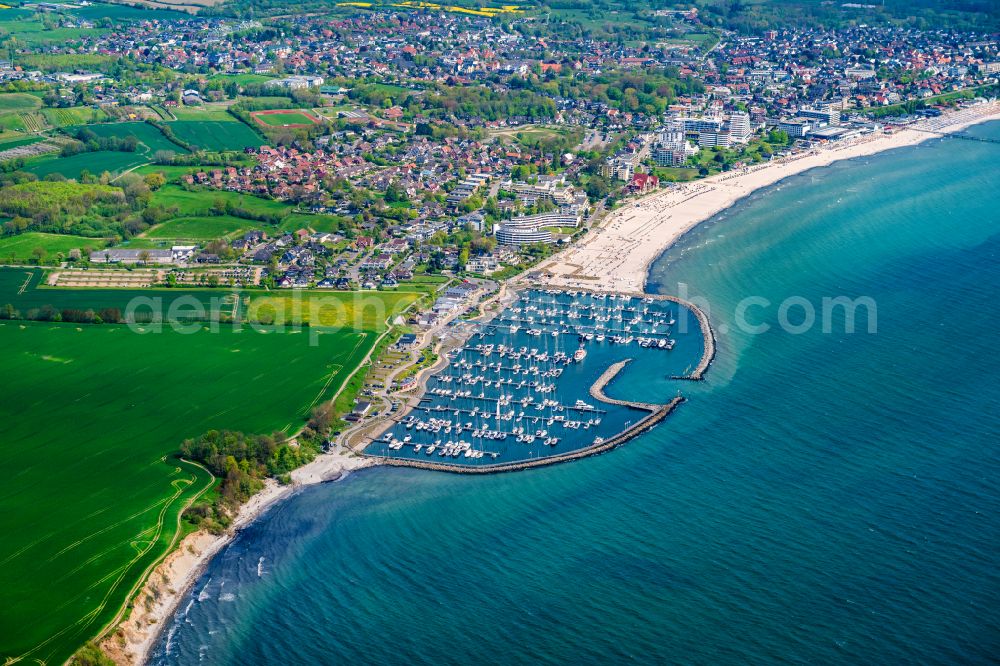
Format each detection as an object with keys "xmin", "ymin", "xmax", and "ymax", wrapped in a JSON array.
[
  {"xmin": 589, "ymin": 359, "xmax": 665, "ymax": 411},
  {"xmin": 374, "ymin": 395, "xmax": 683, "ymax": 474}
]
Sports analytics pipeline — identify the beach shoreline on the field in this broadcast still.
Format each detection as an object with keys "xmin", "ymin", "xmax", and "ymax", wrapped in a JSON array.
[
  {"xmin": 102, "ymin": 101, "xmax": 999, "ymax": 666},
  {"xmin": 99, "ymin": 449, "xmax": 375, "ymax": 665},
  {"xmin": 537, "ymin": 102, "xmax": 1000, "ymax": 295}
]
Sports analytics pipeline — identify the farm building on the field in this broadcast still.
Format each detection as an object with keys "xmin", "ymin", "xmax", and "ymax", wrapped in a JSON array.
[{"xmin": 90, "ymin": 246, "xmax": 196, "ymax": 264}]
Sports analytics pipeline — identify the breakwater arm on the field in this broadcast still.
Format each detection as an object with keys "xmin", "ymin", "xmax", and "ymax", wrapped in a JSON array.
[{"xmin": 374, "ymin": 359, "xmax": 683, "ymax": 474}]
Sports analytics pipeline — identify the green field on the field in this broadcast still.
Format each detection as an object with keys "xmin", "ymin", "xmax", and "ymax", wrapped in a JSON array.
[
  {"xmin": 0, "ymin": 320, "xmax": 376, "ymax": 666},
  {"xmin": 26, "ymin": 150, "xmax": 148, "ymax": 179},
  {"xmin": 252, "ymin": 110, "xmax": 319, "ymax": 126},
  {"xmin": 167, "ymin": 120, "xmax": 264, "ymax": 151},
  {"xmin": 85, "ymin": 121, "xmax": 183, "ymax": 155},
  {"xmin": 0, "ymin": 232, "xmax": 108, "ymax": 263},
  {"xmin": 0, "ymin": 93, "xmax": 43, "ymax": 133},
  {"xmin": 0, "ymin": 263, "xmax": 418, "ymax": 662},
  {"xmin": 143, "ymin": 215, "xmax": 271, "ymax": 240},
  {"xmin": 0, "ymin": 92, "xmax": 42, "ymax": 114},
  {"xmin": 168, "ymin": 105, "xmax": 236, "ymax": 122},
  {"xmin": 73, "ymin": 1, "xmax": 187, "ymax": 20},
  {"xmin": 0, "ymin": 267, "xmax": 240, "ymax": 318},
  {"xmin": 248, "ymin": 290, "xmax": 421, "ymax": 329},
  {"xmin": 652, "ymin": 166, "xmax": 700, "ymax": 182},
  {"xmin": 151, "ymin": 185, "xmax": 290, "ymax": 218},
  {"xmin": 0, "ymin": 135, "xmax": 44, "ymax": 150},
  {"xmin": 26, "ymin": 122, "xmax": 186, "ymax": 178},
  {"xmin": 42, "ymin": 106, "xmax": 108, "ymax": 127},
  {"xmin": 0, "ymin": 14, "xmax": 105, "ymax": 46},
  {"xmin": 279, "ymin": 212, "xmax": 345, "ymax": 233},
  {"xmin": 207, "ymin": 73, "xmax": 276, "ymax": 86}
]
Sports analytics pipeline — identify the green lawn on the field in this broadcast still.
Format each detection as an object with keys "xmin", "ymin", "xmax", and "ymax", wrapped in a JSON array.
[
  {"xmin": 0, "ymin": 14, "xmax": 106, "ymax": 46},
  {"xmin": 143, "ymin": 215, "xmax": 272, "ymax": 240},
  {"xmin": 652, "ymin": 166, "xmax": 699, "ymax": 182},
  {"xmin": 168, "ymin": 105, "xmax": 236, "ymax": 122},
  {"xmin": 279, "ymin": 212, "xmax": 345, "ymax": 233},
  {"xmin": 0, "ymin": 320, "xmax": 376, "ymax": 666},
  {"xmin": 0, "ymin": 232, "xmax": 107, "ymax": 263},
  {"xmin": 206, "ymin": 73, "xmax": 276, "ymax": 86},
  {"xmin": 151, "ymin": 185, "xmax": 291, "ymax": 218},
  {"xmin": 167, "ymin": 120, "xmax": 264, "ymax": 151}
]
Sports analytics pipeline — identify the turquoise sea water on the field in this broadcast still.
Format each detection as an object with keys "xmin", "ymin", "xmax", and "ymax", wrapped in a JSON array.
[{"xmin": 151, "ymin": 122, "xmax": 1000, "ymax": 664}]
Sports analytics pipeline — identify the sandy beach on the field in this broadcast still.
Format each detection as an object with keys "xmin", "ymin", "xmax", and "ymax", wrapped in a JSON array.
[
  {"xmin": 100, "ymin": 448, "xmax": 375, "ymax": 665},
  {"xmin": 537, "ymin": 101, "xmax": 1000, "ymax": 295}
]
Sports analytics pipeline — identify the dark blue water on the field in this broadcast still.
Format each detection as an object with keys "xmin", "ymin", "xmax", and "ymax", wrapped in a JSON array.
[{"xmin": 152, "ymin": 122, "xmax": 1000, "ymax": 664}]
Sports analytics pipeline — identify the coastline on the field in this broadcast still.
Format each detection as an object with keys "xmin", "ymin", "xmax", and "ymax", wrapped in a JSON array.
[
  {"xmin": 538, "ymin": 102, "xmax": 1000, "ymax": 295},
  {"xmin": 99, "ymin": 449, "xmax": 375, "ymax": 665},
  {"xmin": 101, "ymin": 101, "xmax": 999, "ymax": 666}
]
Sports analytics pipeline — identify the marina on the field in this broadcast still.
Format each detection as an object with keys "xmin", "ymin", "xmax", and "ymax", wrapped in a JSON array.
[{"xmin": 363, "ymin": 288, "xmax": 710, "ymax": 470}]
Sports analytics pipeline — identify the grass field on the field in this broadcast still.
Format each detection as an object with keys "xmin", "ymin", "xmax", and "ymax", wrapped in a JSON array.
[
  {"xmin": 0, "ymin": 92, "xmax": 41, "ymax": 114},
  {"xmin": 279, "ymin": 212, "xmax": 346, "ymax": 233},
  {"xmin": 143, "ymin": 215, "xmax": 271, "ymax": 240},
  {"xmin": 0, "ymin": 135, "xmax": 44, "ymax": 150},
  {"xmin": 42, "ymin": 106, "xmax": 108, "ymax": 127},
  {"xmin": 0, "ymin": 267, "xmax": 240, "ymax": 318},
  {"xmin": 206, "ymin": 73, "xmax": 276, "ymax": 86},
  {"xmin": 85, "ymin": 121, "xmax": 183, "ymax": 155},
  {"xmin": 167, "ymin": 120, "xmax": 264, "ymax": 151},
  {"xmin": 251, "ymin": 109, "xmax": 321, "ymax": 127},
  {"xmin": 151, "ymin": 185, "xmax": 290, "ymax": 218},
  {"xmin": 73, "ymin": 1, "xmax": 188, "ymax": 20},
  {"xmin": 247, "ymin": 290, "xmax": 421, "ymax": 329},
  {"xmin": 168, "ymin": 104, "xmax": 235, "ymax": 122},
  {"xmin": 26, "ymin": 122, "xmax": 187, "ymax": 179},
  {"xmin": 25, "ymin": 150, "xmax": 149, "ymax": 179},
  {"xmin": 0, "ymin": 320, "xmax": 376, "ymax": 666},
  {"xmin": 0, "ymin": 232, "xmax": 108, "ymax": 263},
  {"xmin": 0, "ymin": 93, "xmax": 43, "ymax": 133},
  {"xmin": 652, "ymin": 166, "xmax": 700, "ymax": 182},
  {"xmin": 0, "ymin": 16, "xmax": 104, "ymax": 47}
]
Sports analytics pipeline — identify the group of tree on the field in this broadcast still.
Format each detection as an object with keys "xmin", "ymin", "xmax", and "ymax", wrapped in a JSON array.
[
  {"xmin": 521, "ymin": 67, "xmax": 704, "ymax": 116},
  {"xmin": 61, "ymin": 128, "xmax": 139, "ymax": 157},
  {"xmin": 0, "ymin": 303, "xmax": 123, "ymax": 324},
  {"xmin": 180, "ymin": 404, "xmax": 333, "ymax": 533}
]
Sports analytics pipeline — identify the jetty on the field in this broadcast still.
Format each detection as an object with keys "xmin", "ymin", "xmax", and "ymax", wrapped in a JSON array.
[{"xmin": 589, "ymin": 359, "xmax": 663, "ymax": 411}]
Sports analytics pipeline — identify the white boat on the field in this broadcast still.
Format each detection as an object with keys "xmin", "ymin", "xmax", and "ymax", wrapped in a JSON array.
[{"xmin": 573, "ymin": 348, "xmax": 587, "ymax": 362}]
